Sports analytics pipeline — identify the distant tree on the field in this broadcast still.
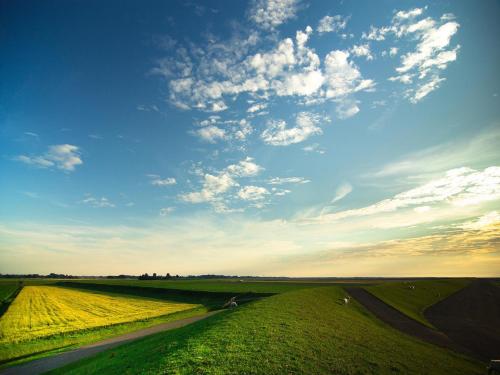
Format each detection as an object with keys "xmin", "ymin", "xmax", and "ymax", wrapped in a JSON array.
[{"xmin": 166, "ymin": 273, "xmax": 171, "ymax": 279}]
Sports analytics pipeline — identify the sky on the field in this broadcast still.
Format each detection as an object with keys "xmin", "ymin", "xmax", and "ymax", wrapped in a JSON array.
[{"xmin": 1, "ymin": 0, "xmax": 499, "ymax": 277}]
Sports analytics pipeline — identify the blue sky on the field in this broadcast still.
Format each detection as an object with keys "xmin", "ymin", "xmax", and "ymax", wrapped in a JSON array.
[{"xmin": 1, "ymin": 0, "xmax": 499, "ymax": 276}]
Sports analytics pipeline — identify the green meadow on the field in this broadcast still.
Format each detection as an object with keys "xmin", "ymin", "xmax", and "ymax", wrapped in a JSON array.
[{"xmin": 50, "ymin": 286, "xmax": 482, "ymax": 375}]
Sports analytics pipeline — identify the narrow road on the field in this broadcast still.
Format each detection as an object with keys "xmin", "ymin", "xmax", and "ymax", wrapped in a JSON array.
[
  {"xmin": 0, "ymin": 310, "xmax": 222, "ymax": 375},
  {"xmin": 345, "ymin": 287, "xmax": 468, "ymax": 355}
]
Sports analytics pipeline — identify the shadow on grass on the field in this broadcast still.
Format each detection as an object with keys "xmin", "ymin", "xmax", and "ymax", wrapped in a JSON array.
[{"xmin": 55, "ymin": 281, "xmax": 273, "ymax": 310}]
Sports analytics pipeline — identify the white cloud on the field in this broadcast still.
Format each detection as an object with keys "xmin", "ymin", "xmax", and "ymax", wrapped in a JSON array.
[
  {"xmin": 350, "ymin": 44, "xmax": 373, "ymax": 60},
  {"xmin": 180, "ymin": 157, "xmax": 264, "ymax": 209},
  {"xmin": 237, "ymin": 186, "xmax": 269, "ymax": 201},
  {"xmin": 331, "ymin": 182, "xmax": 353, "ymax": 203},
  {"xmin": 460, "ymin": 211, "xmax": 500, "ymax": 230},
  {"xmin": 317, "ymin": 15, "xmax": 349, "ymax": 34},
  {"xmin": 268, "ymin": 177, "xmax": 310, "ymax": 185},
  {"xmin": 15, "ymin": 144, "xmax": 83, "ymax": 172},
  {"xmin": 81, "ymin": 195, "xmax": 115, "ymax": 208},
  {"xmin": 389, "ymin": 47, "xmax": 398, "ymax": 56},
  {"xmin": 335, "ymin": 99, "xmax": 360, "ymax": 119},
  {"xmin": 149, "ymin": 176, "xmax": 177, "ymax": 186},
  {"xmin": 248, "ymin": 0, "xmax": 300, "ymax": 30},
  {"xmin": 261, "ymin": 112, "xmax": 326, "ymax": 146},
  {"xmin": 247, "ymin": 103, "xmax": 268, "ymax": 113},
  {"xmin": 226, "ymin": 157, "xmax": 263, "ymax": 177},
  {"xmin": 302, "ymin": 143, "xmax": 326, "ymax": 154},
  {"xmin": 194, "ymin": 125, "xmax": 227, "ymax": 143},
  {"xmin": 315, "ymin": 166, "xmax": 500, "ymax": 223}
]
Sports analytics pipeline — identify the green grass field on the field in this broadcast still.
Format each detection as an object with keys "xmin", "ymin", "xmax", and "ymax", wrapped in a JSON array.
[
  {"xmin": 364, "ymin": 279, "xmax": 470, "ymax": 327},
  {"xmin": 0, "ymin": 286, "xmax": 206, "ymax": 366},
  {"xmin": 51, "ymin": 286, "xmax": 482, "ymax": 375},
  {"xmin": 0, "ymin": 283, "xmax": 19, "ymax": 303}
]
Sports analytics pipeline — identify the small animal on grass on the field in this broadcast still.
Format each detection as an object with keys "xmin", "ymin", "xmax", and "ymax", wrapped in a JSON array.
[
  {"xmin": 343, "ymin": 296, "xmax": 351, "ymax": 305},
  {"xmin": 223, "ymin": 296, "xmax": 238, "ymax": 309},
  {"xmin": 488, "ymin": 360, "xmax": 500, "ymax": 375}
]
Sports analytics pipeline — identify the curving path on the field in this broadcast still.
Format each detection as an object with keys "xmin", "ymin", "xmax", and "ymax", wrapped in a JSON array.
[
  {"xmin": 345, "ymin": 287, "xmax": 468, "ymax": 355},
  {"xmin": 0, "ymin": 310, "xmax": 222, "ymax": 375}
]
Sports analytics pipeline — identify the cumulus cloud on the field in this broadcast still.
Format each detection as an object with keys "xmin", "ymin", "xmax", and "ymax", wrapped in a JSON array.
[
  {"xmin": 349, "ymin": 44, "xmax": 373, "ymax": 60},
  {"xmin": 261, "ymin": 112, "xmax": 327, "ymax": 146},
  {"xmin": 363, "ymin": 7, "xmax": 460, "ymax": 102},
  {"xmin": 237, "ymin": 186, "xmax": 269, "ymax": 201},
  {"xmin": 15, "ymin": 144, "xmax": 83, "ymax": 172},
  {"xmin": 180, "ymin": 157, "xmax": 264, "ymax": 210},
  {"xmin": 317, "ymin": 15, "xmax": 349, "ymax": 34},
  {"xmin": 157, "ymin": 25, "xmax": 373, "ymax": 119},
  {"xmin": 248, "ymin": 0, "xmax": 300, "ymax": 30},
  {"xmin": 159, "ymin": 207, "xmax": 175, "ymax": 216}
]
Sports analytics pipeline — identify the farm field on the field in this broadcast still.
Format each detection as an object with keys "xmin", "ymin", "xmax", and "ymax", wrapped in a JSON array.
[
  {"xmin": 0, "ymin": 286, "xmax": 204, "ymax": 366},
  {"xmin": 51, "ymin": 286, "xmax": 482, "ymax": 375},
  {"xmin": 364, "ymin": 279, "xmax": 470, "ymax": 327}
]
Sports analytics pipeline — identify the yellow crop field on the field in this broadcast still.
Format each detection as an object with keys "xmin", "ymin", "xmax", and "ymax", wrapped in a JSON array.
[{"xmin": 0, "ymin": 286, "xmax": 199, "ymax": 343}]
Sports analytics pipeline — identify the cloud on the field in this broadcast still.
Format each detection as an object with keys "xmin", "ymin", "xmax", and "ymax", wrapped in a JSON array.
[
  {"xmin": 317, "ymin": 15, "xmax": 349, "ymax": 34},
  {"xmin": 349, "ymin": 44, "xmax": 373, "ymax": 60},
  {"xmin": 157, "ymin": 25, "xmax": 373, "ymax": 118},
  {"xmin": 367, "ymin": 127, "xmax": 500, "ymax": 181},
  {"xmin": 23, "ymin": 132, "xmax": 38, "ymax": 137},
  {"xmin": 331, "ymin": 182, "xmax": 353, "ymax": 203},
  {"xmin": 180, "ymin": 157, "xmax": 264, "ymax": 210},
  {"xmin": 248, "ymin": 0, "xmax": 300, "ymax": 30},
  {"xmin": 302, "ymin": 143, "xmax": 325, "ymax": 154},
  {"xmin": 149, "ymin": 176, "xmax": 177, "ymax": 186},
  {"xmin": 261, "ymin": 112, "xmax": 326, "ymax": 146},
  {"xmin": 159, "ymin": 207, "xmax": 175, "ymax": 216},
  {"xmin": 364, "ymin": 7, "xmax": 460, "ymax": 102},
  {"xmin": 313, "ymin": 166, "xmax": 500, "ymax": 223},
  {"xmin": 15, "ymin": 144, "xmax": 83, "ymax": 172},
  {"xmin": 268, "ymin": 177, "xmax": 310, "ymax": 185},
  {"xmin": 247, "ymin": 103, "xmax": 268, "ymax": 113},
  {"xmin": 226, "ymin": 157, "xmax": 263, "ymax": 177},
  {"xmin": 80, "ymin": 195, "xmax": 115, "ymax": 208},
  {"xmin": 460, "ymin": 211, "xmax": 500, "ymax": 231},
  {"xmin": 237, "ymin": 186, "xmax": 269, "ymax": 201},
  {"xmin": 192, "ymin": 118, "xmax": 253, "ymax": 143},
  {"xmin": 335, "ymin": 99, "xmax": 360, "ymax": 119}
]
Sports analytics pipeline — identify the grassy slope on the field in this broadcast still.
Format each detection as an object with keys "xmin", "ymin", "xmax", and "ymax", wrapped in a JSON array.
[
  {"xmin": 365, "ymin": 279, "xmax": 470, "ymax": 327},
  {"xmin": 0, "ymin": 284, "xmax": 19, "ymax": 302},
  {"xmin": 65, "ymin": 278, "xmax": 379, "ymax": 293},
  {"xmin": 0, "ymin": 286, "xmax": 208, "ymax": 367},
  {"xmin": 52, "ymin": 287, "xmax": 482, "ymax": 375}
]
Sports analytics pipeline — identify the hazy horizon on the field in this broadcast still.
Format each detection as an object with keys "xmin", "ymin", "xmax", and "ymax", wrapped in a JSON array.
[{"xmin": 1, "ymin": 0, "xmax": 499, "ymax": 277}]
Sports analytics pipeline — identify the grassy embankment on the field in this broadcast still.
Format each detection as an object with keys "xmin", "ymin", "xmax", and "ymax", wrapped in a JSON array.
[
  {"xmin": 65, "ymin": 278, "xmax": 381, "ymax": 293},
  {"xmin": 0, "ymin": 286, "xmax": 206, "ymax": 367},
  {"xmin": 52, "ymin": 286, "xmax": 482, "ymax": 375},
  {"xmin": 365, "ymin": 279, "xmax": 470, "ymax": 327}
]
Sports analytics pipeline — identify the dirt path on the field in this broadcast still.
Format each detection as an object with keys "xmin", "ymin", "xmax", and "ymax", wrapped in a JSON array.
[
  {"xmin": 0, "ymin": 310, "xmax": 222, "ymax": 375},
  {"xmin": 425, "ymin": 279, "xmax": 500, "ymax": 361},
  {"xmin": 345, "ymin": 287, "xmax": 467, "ymax": 355}
]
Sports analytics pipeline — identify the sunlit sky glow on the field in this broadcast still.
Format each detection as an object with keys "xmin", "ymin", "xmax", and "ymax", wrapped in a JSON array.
[{"xmin": 1, "ymin": 0, "xmax": 499, "ymax": 276}]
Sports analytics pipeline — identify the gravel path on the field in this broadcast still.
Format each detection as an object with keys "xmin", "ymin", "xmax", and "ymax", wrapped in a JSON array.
[{"xmin": 0, "ymin": 310, "xmax": 222, "ymax": 375}]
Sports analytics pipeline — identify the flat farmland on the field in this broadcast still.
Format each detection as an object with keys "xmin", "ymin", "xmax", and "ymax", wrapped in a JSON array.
[
  {"xmin": 0, "ymin": 283, "xmax": 19, "ymax": 303},
  {"xmin": 0, "ymin": 286, "xmax": 200, "ymax": 343}
]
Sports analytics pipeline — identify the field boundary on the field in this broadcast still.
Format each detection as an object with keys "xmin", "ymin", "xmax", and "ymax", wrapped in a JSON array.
[{"xmin": 0, "ymin": 310, "xmax": 223, "ymax": 375}]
